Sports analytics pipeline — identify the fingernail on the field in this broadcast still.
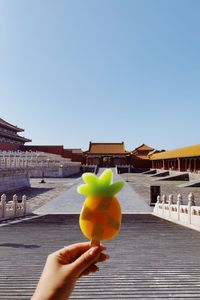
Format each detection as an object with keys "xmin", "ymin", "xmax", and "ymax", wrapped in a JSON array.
[
  {"xmin": 89, "ymin": 246, "xmax": 99, "ymax": 256},
  {"xmin": 105, "ymin": 254, "xmax": 110, "ymax": 259}
]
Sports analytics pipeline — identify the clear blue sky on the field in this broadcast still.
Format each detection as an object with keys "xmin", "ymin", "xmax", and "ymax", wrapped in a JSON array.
[{"xmin": 0, "ymin": 0, "xmax": 200, "ymax": 151}]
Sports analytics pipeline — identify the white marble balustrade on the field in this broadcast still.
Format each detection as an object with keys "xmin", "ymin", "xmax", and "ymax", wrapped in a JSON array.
[
  {"xmin": 0, "ymin": 194, "xmax": 31, "ymax": 221},
  {"xmin": 0, "ymin": 150, "xmax": 80, "ymax": 170},
  {"xmin": 154, "ymin": 192, "xmax": 200, "ymax": 230}
]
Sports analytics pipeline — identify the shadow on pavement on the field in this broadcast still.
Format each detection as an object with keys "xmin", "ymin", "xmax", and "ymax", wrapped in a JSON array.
[
  {"xmin": 0, "ymin": 243, "xmax": 41, "ymax": 249},
  {"xmin": 5, "ymin": 187, "xmax": 54, "ymax": 201}
]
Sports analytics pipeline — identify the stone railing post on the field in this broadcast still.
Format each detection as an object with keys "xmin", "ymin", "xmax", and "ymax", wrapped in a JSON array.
[
  {"xmin": 168, "ymin": 194, "xmax": 173, "ymax": 218},
  {"xmin": 157, "ymin": 195, "xmax": 161, "ymax": 203},
  {"xmin": 12, "ymin": 194, "xmax": 18, "ymax": 217},
  {"xmin": 1, "ymin": 194, "xmax": 6, "ymax": 218},
  {"xmin": 22, "ymin": 195, "xmax": 27, "ymax": 215},
  {"xmin": 188, "ymin": 192, "xmax": 195, "ymax": 224},
  {"xmin": 168, "ymin": 194, "xmax": 174, "ymax": 204},
  {"xmin": 154, "ymin": 195, "xmax": 160, "ymax": 214},
  {"xmin": 161, "ymin": 194, "xmax": 166, "ymax": 216},
  {"xmin": 177, "ymin": 193, "xmax": 183, "ymax": 205},
  {"xmin": 162, "ymin": 194, "xmax": 167, "ymax": 204},
  {"xmin": 177, "ymin": 193, "xmax": 183, "ymax": 221}
]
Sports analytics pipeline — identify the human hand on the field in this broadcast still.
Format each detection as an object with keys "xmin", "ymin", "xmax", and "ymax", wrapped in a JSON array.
[{"xmin": 31, "ymin": 242, "xmax": 108, "ymax": 300}]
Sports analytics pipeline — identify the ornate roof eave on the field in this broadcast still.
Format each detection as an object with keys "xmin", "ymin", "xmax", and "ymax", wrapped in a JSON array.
[
  {"xmin": 0, "ymin": 118, "xmax": 24, "ymax": 132},
  {"xmin": 0, "ymin": 130, "xmax": 31, "ymax": 143},
  {"xmin": 133, "ymin": 143, "xmax": 154, "ymax": 152},
  {"xmin": 18, "ymin": 137, "xmax": 32, "ymax": 143}
]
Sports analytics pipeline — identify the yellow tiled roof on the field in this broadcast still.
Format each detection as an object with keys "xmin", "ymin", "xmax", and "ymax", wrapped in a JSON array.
[
  {"xmin": 134, "ymin": 143, "xmax": 154, "ymax": 151},
  {"xmin": 148, "ymin": 149, "xmax": 159, "ymax": 156},
  {"xmin": 85, "ymin": 142, "xmax": 129, "ymax": 154},
  {"xmin": 151, "ymin": 144, "xmax": 200, "ymax": 160}
]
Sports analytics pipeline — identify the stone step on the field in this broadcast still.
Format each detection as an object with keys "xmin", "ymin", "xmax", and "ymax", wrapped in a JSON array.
[
  {"xmin": 150, "ymin": 171, "xmax": 170, "ymax": 178},
  {"xmin": 155, "ymin": 172, "xmax": 189, "ymax": 182},
  {"xmin": 179, "ymin": 180, "xmax": 200, "ymax": 188},
  {"xmin": 0, "ymin": 214, "xmax": 200, "ymax": 299},
  {"xmin": 142, "ymin": 169, "xmax": 157, "ymax": 175}
]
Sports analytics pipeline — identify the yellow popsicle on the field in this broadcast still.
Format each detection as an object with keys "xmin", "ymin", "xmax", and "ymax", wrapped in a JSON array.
[{"xmin": 77, "ymin": 169, "xmax": 124, "ymax": 242}]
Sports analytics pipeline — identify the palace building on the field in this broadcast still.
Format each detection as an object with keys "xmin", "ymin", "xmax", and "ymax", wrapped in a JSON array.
[
  {"xmin": 83, "ymin": 142, "xmax": 155, "ymax": 168},
  {"xmin": 0, "ymin": 118, "xmax": 31, "ymax": 151},
  {"xmin": 130, "ymin": 143, "xmax": 155, "ymax": 168},
  {"xmin": 0, "ymin": 117, "xmax": 155, "ymax": 169},
  {"xmin": 24, "ymin": 141, "xmax": 155, "ymax": 168},
  {"xmin": 3, "ymin": 118, "xmax": 200, "ymax": 174},
  {"xmin": 84, "ymin": 142, "xmax": 130, "ymax": 167},
  {"xmin": 150, "ymin": 144, "xmax": 200, "ymax": 173}
]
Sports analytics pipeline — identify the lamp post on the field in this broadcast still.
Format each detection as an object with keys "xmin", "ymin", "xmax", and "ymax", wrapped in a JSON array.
[
  {"xmin": 40, "ymin": 171, "xmax": 46, "ymax": 183},
  {"xmin": 40, "ymin": 158, "xmax": 49, "ymax": 184},
  {"xmin": 59, "ymin": 164, "xmax": 63, "ymax": 177},
  {"xmin": 126, "ymin": 165, "xmax": 130, "ymax": 182},
  {"xmin": 126, "ymin": 167, "xmax": 129, "ymax": 182}
]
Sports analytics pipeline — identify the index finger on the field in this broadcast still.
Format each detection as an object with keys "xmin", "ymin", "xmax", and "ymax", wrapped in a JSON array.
[{"xmin": 54, "ymin": 242, "xmax": 106, "ymax": 263}]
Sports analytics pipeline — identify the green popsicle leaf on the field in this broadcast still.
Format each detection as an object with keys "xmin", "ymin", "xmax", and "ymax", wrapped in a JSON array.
[
  {"xmin": 98, "ymin": 169, "xmax": 113, "ymax": 185},
  {"xmin": 77, "ymin": 184, "xmax": 90, "ymax": 195},
  {"xmin": 107, "ymin": 181, "xmax": 124, "ymax": 196},
  {"xmin": 82, "ymin": 173, "xmax": 98, "ymax": 185},
  {"xmin": 77, "ymin": 169, "xmax": 124, "ymax": 197}
]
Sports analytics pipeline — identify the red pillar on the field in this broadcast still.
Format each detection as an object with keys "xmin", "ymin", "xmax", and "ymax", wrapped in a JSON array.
[
  {"xmin": 167, "ymin": 160, "xmax": 169, "ymax": 170},
  {"xmin": 197, "ymin": 159, "xmax": 200, "ymax": 171},
  {"xmin": 189, "ymin": 159, "xmax": 191, "ymax": 171},
  {"xmin": 184, "ymin": 159, "xmax": 187, "ymax": 171},
  {"xmin": 177, "ymin": 158, "xmax": 181, "ymax": 171},
  {"xmin": 194, "ymin": 159, "xmax": 197, "ymax": 172}
]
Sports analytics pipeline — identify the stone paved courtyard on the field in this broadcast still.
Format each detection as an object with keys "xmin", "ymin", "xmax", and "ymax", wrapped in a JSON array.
[
  {"xmin": 5, "ymin": 177, "xmax": 79, "ymax": 211},
  {"xmin": 1, "ymin": 171, "xmax": 200, "ymax": 299},
  {"xmin": 34, "ymin": 171, "xmax": 152, "ymax": 215},
  {"xmin": 5, "ymin": 172, "xmax": 200, "ymax": 213},
  {"xmin": 120, "ymin": 173, "xmax": 200, "ymax": 206}
]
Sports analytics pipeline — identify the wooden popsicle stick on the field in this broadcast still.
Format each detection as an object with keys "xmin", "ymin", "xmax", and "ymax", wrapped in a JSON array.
[{"xmin": 91, "ymin": 240, "xmax": 100, "ymax": 247}]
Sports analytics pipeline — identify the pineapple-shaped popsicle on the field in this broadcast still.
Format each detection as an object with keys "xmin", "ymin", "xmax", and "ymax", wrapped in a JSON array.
[{"xmin": 77, "ymin": 169, "xmax": 124, "ymax": 243}]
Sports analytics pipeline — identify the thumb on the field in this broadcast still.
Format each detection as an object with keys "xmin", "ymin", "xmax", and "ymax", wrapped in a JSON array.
[{"xmin": 71, "ymin": 246, "xmax": 101, "ymax": 276}]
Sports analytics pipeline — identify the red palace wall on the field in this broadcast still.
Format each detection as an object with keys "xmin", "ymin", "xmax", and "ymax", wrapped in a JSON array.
[
  {"xmin": 62, "ymin": 150, "xmax": 83, "ymax": 163},
  {"xmin": 0, "ymin": 142, "xmax": 21, "ymax": 151},
  {"xmin": 22, "ymin": 145, "xmax": 84, "ymax": 163},
  {"xmin": 22, "ymin": 145, "xmax": 64, "ymax": 156},
  {"xmin": 130, "ymin": 158, "xmax": 152, "ymax": 168}
]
